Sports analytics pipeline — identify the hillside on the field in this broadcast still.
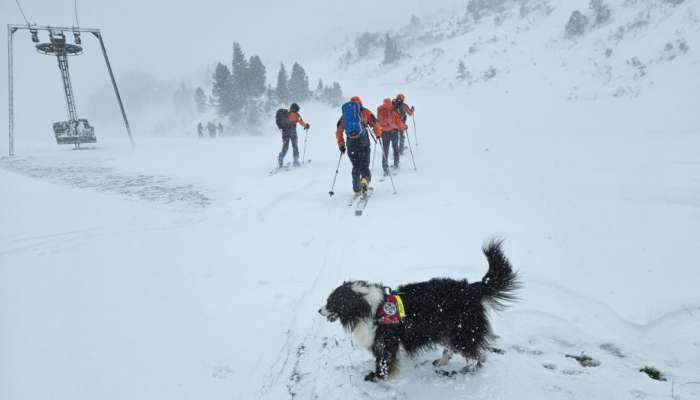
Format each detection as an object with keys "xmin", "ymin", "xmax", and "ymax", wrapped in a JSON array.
[{"xmin": 330, "ymin": 0, "xmax": 698, "ymax": 99}]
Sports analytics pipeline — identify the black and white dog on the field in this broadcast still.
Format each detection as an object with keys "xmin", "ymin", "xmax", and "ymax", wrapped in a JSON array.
[{"xmin": 318, "ymin": 240, "xmax": 520, "ymax": 381}]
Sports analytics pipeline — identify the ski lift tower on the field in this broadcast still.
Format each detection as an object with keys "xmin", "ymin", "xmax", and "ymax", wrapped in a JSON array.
[{"xmin": 7, "ymin": 24, "xmax": 135, "ymax": 155}]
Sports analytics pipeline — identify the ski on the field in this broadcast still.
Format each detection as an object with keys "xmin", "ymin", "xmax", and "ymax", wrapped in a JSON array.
[
  {"xmin": 269, "ymin": 162, "xmax": 291, "ymax": 176},
  {"xmin": 355, "ymin": 187, "xmax": 374, "ymax": 216},
  {"xmin": 347, "ymin": 193, "xmax": 362, "ymax": 206},
  {"xmin": 378, "ymin": 172, "xmax": 397, "ymax": 182}
]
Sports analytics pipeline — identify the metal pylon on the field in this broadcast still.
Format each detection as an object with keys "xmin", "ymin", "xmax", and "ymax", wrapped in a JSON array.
[{"xmin": 56, "ymin": 52, "xmax": 78, "ymax": 122}]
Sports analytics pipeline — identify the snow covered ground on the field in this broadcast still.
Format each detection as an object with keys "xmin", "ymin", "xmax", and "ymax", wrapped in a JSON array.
[
  {"xmin": 3, "ymin": 1, "xmax": 700, "ymax": 399},
  {"xmin": 3, "ymin": 88, "xmax": 699, "ymax": 399}
]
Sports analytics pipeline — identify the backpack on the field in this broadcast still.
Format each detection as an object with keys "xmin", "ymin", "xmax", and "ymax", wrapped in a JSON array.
[
  {"xmin": 377, "ymin": 105, "xmax": 392, "ymax": 128},
  {"xmin": 341, "ymin": 101, "xmax": 363, "ymax": 137},
  {"xmin": 276, "ymin": 108, "xmax": 291, "ymax": 130},
  {"xmin": 392, "ymin": 99, "xmax": 407, "ymax": 122}
]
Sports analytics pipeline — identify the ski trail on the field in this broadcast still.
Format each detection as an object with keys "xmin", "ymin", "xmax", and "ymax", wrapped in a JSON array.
[{"xmin": 258, "ymin": 203, "xmax": 348, "ymax": 399}]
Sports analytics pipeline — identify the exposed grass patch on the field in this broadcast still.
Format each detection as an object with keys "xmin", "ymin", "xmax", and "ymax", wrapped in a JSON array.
[
  {"xmin": 639, "ymin": 366, "xmax": 666, "ymax": 381},
  {"xmin": 565, "ymin": 353, "xmax": 601, "ymax": 367},
  {"xmin": 599, "ymin": 343, "xmax": 625, "ymax": 358}
]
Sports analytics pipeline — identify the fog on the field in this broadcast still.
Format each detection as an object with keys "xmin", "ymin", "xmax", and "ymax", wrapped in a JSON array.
[{"xmin": 1, "ymin": 0, "xmax": 464, "ymax": 146}]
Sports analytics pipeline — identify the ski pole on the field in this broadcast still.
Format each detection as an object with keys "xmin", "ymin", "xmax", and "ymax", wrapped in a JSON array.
[
  {"xmin": 302, "ymin": 128, "xmax": 309, "ymax": 163},
  {"xmin": 369, "ymin": 129, "xmax": 378, "ymax": 172},
  {"xmin": 371, "ymin": 139, "xmax": 377, "ymax": 172},
  {"xmin": 328, "ymin": 152, "xmax": 343, "ymax": 197},
  {"xmin": 412, "ymin": 114, "xmax": 418, "ymax": 147},
  {"xmin": 379, "ymin": 138, "xmax": 397, "ymax": 195},
  {"xmin": 405, "ymin": 128, "xmax": 418, "ymax": 171}
]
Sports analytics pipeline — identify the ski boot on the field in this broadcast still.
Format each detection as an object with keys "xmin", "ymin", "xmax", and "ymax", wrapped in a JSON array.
[
  {"xmin": 293, "ymin": 159, "xmax": 301, "ymax": 167},
  {"xmin": 360, "ymin": 177, "xmax": 369, "ymax": 194},
  {"xmin": 277, "ymin": 153, "xmax": 284, "ymax": 168}
]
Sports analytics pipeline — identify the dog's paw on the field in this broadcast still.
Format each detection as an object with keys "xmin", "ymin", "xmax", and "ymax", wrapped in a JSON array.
[
  {"xmin": 364, "ymin": 372, "xmax": 378, "ymax": 382},
  {"xmin": 432, "ymin": 359, "xmax": 443, "ymax": 367}
]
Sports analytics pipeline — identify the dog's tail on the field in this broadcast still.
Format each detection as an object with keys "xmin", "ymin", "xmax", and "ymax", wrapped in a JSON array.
[{"xmin": 478, "ymin": 239, "xmax": 521, "ymax": 310}]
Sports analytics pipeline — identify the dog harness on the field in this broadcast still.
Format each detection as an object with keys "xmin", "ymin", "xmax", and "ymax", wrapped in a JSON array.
[{"xmin": 377, "ymin": 293, "xmax": 406, "ymax": 325}]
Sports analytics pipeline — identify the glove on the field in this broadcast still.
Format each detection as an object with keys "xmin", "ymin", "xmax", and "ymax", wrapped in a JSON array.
[
  {"xmin": 339, "ymin": 146, "xmax": 346, "ymax": 154},
  {"xmin": 411, "ymin": 106, "xmax": 415, "ymax": 112},
  {"xmin": 305, "ymin": 123, "xmax": 310, "ymax": 130}
]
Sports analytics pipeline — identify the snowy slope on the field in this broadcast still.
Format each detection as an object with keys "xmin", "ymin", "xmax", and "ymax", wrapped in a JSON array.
[
  {"xmin": 2, "ymin": 1, "xmax": 700, "ymax": 400},
  {"xmin": 329, "ymin": 0, "xmax": 700, "ymax": 100}
]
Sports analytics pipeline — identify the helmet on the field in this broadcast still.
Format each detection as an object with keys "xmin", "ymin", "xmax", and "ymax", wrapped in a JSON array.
[
  {"xmin": 290, "ymin": 103, "xmax": 300, "ymax": 112},
  {"xmin": 396, "ymin": 93, "xmax": 405, "ymax": 102},
  {"xmin": 350, "ymin": 96, "xmax": 362, "ymax": 105}
]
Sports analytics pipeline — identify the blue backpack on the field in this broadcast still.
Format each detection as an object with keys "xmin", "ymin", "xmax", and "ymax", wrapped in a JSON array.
[{"xmin": 341, "ymin": 101, "xmax": 363, "ymax": 138}]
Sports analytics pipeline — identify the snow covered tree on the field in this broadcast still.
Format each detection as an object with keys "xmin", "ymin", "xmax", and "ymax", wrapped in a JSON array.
[
  {"xmin": 321, "ymin": 82, "xmax": 344, "ymax": 107},
  {"xmin": 589, "ymin": 0, "xmax": 611, "ymax": 25},
  {"xmin": 211, "ymin": 63, "xmax": 234, "ymax": 115},
  {"xmin": 566, "ymin": 10, "xmax": 589, "ymax": 37},
  {"xmin": 275, "ymin": 62, "xmax": 290, "ymax": 104},
  {"xmin": 356, "ymin": 32, "xmax": 381, "ymax": 59},
  {"xmin": 288, "ymin": 62, "xmax": 311, "ymax": 101},
  {"xmin": 194, "ymin": 87, "xmax": 207, "ymax": 113},
  {"xmin": 409, "ymin": 14, "xmax": 421, "ymax": 27},
  {"xmin": 467, "ymin": 0, "xmax": 509, "ymax": 22},
  {"xmin": 194, "ymin": 87, "xmax": 207, "ymax": 114},
  {"xmin": 382, "ymin": 34, "xmax": 403, "ymax": 65},
  {"xmin": 328, "ymin": 82, "xmax": 344, "ymax": 107},
  {"xmin": 338, "ymin": 49, "xmax": 353, "ymax": 69},
  {"xmin": 247, "ymin": 55, "xmax": 266, "ymax": 97},
  {"xmin": 231, "ymin": 42, "xmax": 249, "ymax": 104},
  {"xmin": 457, "ymin": 61, "xmax": 470, "ymax": 81}
]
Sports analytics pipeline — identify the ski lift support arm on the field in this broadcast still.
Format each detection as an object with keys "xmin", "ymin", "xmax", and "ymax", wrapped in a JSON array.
[{"xmin": 7, "ymin": 24, "xmax": 135, "ymax": 156}]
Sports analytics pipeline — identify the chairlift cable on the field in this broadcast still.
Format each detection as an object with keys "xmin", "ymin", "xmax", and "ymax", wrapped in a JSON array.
[
  {"xmin": 14, "ymin": 0, "xmax": 31, "ymax": 25},
  {"xmin": 73, "ymin": 0, "xmax": 80, "ymax": 28}
]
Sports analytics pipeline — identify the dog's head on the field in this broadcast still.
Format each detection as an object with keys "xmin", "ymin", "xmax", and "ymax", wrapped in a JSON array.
[{"xmin": 318, "ymin": 281, "xmax": 384, "ymax": 330}]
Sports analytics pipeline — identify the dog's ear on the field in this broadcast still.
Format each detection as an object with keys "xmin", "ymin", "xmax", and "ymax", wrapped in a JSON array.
[
  {"xmin": 326, "ymin": 283, "xmax": 373, "ymax": 328},
  {"xmin": 337, "ymin": 294, "xmax": 372, "ymax": 328}
]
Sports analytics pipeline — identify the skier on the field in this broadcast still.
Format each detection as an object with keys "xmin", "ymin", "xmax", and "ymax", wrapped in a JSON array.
[
  {"xmin": 392, "ymin": 94, "xmax": 414, "ymax": 154},
  {"xmin": 197, "ymin": 122, "xmax": 204, "ymax": 138},
  {"xmin": 335, "ymin": 96, "xmax": 377, "ymax": 194},
  {"xmin": 217, "ymin": 122, "xmax": 224, "ymax": 137},
  {"xmin": 207, "ymin": 121, "xmax": 217, "ymax": 138},
  {"xmin": 376, "ymin": 98, "xmax": 406, "ymax": 176},
  {"xmin": 276, "ymin": 103, "xmax": 310, "ymax": 168}
]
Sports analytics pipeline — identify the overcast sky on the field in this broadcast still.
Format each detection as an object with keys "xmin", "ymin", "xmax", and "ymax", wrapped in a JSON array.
[{"xmin": 2, "ymin": 0, "xmax": 465, "ymax": 78}]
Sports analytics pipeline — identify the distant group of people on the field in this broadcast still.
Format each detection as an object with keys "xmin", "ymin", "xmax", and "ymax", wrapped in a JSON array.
[
  {"xmin": 197, "ymin": 121, "xmax": 224, "ymax": 138},
  {"xmin": 274, "ymin": 94, "xmax": 414, "ymax": 195}
]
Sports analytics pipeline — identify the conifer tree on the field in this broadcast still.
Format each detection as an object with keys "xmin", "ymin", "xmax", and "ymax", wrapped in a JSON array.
[
  {"xmin": 231, "ymin": 42, "xmax": 249, "ymax": 109},
  {"xmin": 288, "ymin": 62, "xmax": 311, "ymax": 101},
  {"xmin": 457, "ymin": 60, "xmax": 470, "ymax": 81},
  {"xmin": 248, "ymin": 55, "xmax": 267, "ymax": 97},
  {"xmin": 194, "ymin": 87, "xmax": 207, "ymax": 113},
  {"xmin": 211, "ymin": 63, "xmax": 234, "ymax": 115},
  {"xmin": 275, "ymin": 62, "xmax": 290, "ymax": 104},
  {"xmin": 382, "ymin": 34, "xmax": 403, "ymax": 65}
]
